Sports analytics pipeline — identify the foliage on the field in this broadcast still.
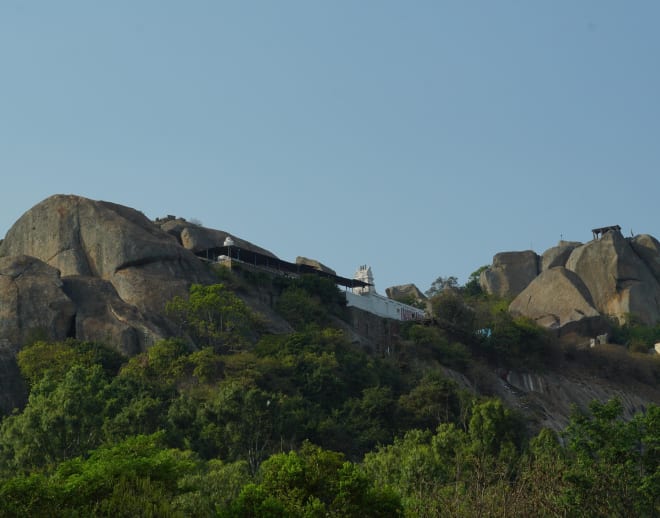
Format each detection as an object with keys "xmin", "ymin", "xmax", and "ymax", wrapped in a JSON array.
[
  {"xmin": 558, "ymin": 399, "xmax": 660, "ymax": 517},
  {"xmin": 0, "ymin": 365, "xmax": 110, "ymax": 472},
  {"xmin": 226, "ymin": 442, "xmax": 402, "ymax": 517},
  {"xmin": 192, "ymin": 381, "xmax": 284, "ymax": 473},
  {"xmin": 609, "ymin": 313, "xmax": 660, "ymax": 352},
  {"xmin": 275, "ymin": 287, "xmax": 330, "ymax": 329},
  {"xmin": 17, "ymin": 338, "xmax": 124, "ymax": 386},
  {"xmin": 406, "ymin": 324, "xmax": 471, "ymax": 370},
  {"xmin": 479, "ymin": 310, "xmax": 558, "ymax": 370},
  {"xmin": 462, "ymin": 265, "xmax": 488, "ymax": 297},
  {"xmin": 0, "ymin": 433, "xmax": 198, "ymax": 517},
  {"xmin": 166, "ymin": 283, "xmax": 258, "ymax": 352},
  {"xmin": 174, "ymin": 459, "xmax": 251, "ymax": 517},
  {"xmin": 364, "ymin": 398, "xmax": 523, "ymax": 517},
  {"xmin": 397, "ymin": 370, "xmax": 466, "ymax": 431},
  {"xmin": 283, "ymin": 274, "xmax": 347, "ymax": 309},
  {"xmin": 119, "ymin": 338, "xmax": 191, "ymax": 387},
  {"xmin": 1, "ymin": 273, "xmax": 658, "ymax": 517},
  {"xmin": 426, "ymin": 266, "xmax": 488, "ymax": 299},
  {"xmin": 274, "ymin": 275, "xmax": 347, "ymax": 329},
  {"xmin": 429, "ymin": 289, "xmax": 476, "ymax": 341},
  {"xmin": 425, "ymin": 275, "xmax": 458, "ymax": 298}
]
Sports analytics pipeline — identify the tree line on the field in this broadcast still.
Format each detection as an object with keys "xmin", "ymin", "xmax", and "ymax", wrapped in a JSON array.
[{"xmin": 0, "ymin": 273, "xmax": 656, "ymax": 516}]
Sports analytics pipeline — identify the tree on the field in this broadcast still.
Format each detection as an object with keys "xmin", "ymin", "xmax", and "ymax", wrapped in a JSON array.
[
  {"xmin": 227, "ymin": 442, "xmax": 402, "ymax": 517},
  {"xmin": 275, "ymin": 287, "xmax": 328, "ymax": 329},
  {"xmin": 174, "ymin": 459, "xmax": 251, "ymax": 517},
  {"xmin": 560, "ymin": 399, "xmax": 660, "ymax": 517},
  {"xmin": 430, "ymin": 289, "xmax": 476, "ymax": 341},
  {"xmin": 166, "ymin": 283, "xmax": 258, "ymax": 352},
  {"xmin": 365, "ymin": 398, "xmax": 525, "ymax": 517},
  {"xmin": 0, "ymin": 365, "xmax": 110, "ymax": 472},
  {"xmin": 425, "ymin": 275, "xmax": 458, "ymax": 298},
  {"xmin": 398, "ymin": 370, "xmax": 464, "ymax": 431},
  {"xmin": 193, "ymin": 381, "xmax": 282, "ymax": 473},
  {"xmin": 17, "ymin": 338, "xmax": 124, "ymax": 386},
  {"xmin": 363, "ymin": 429, "xmax": 449, "ymax": 516},
  {"xmin": 463, "ymin": 265, "xmax": 488, "ymax": 297}
]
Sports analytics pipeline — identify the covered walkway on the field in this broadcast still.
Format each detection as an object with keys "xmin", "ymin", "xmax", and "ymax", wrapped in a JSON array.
[{"xmin": 195, "ymin": 245, "xmax": 371, "ymax": 290}]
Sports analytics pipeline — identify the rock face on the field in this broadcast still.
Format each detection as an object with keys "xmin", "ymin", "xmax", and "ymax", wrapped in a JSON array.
[
  {"xmin": 630, "ymin": 234, "xmax": 660, "ymax": 284},
  {"xmin": 296, "ymin": 257, "xmax": 336, "ymax": 276},
  {"xmin": 385, "ymin": 284, "xmax": 426, "ymax": 305},
  {"xmin": 500, "ymin": 369, "xmax": 658, "ymax": 432},
  {"xmin": 541, "ymin": 241, "xmax": 582, "ymax": 271},
  {"xmin": 509, "ymin": 267, "xmax": 601, "ymax": 329},
  {"xmin": 485, "ymin": 230, "xmax": 660, "ymax": 333},
  {"xmin": 156, "ymin": 217, "xmax": 277, "ymax": 258},
  {"xmin": 479, "ymin": 251, "xmax": 539, "ymax": 299},
  {"xmin": 0, "ymin": 195, "xmax": 217, "ymax": 353},
  {"xmin": 565, "ymin": 231, "xmax": 660, "ymax": 325},
  {"xmin": 62, "ymin": 276, "xmax": 171, "ymax": 356},
  {"xmin": 0, "ymin": 255, "xmax": 76, "ymax": 349},
  {"xmin": 0, "ymin": 195, "xmax": 215, "ymax": 316}
]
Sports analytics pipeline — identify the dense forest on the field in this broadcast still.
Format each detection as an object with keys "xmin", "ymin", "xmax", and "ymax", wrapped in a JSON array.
[{"xmin": 0, "ymin": 265, "xmax": 658, "ymax": 517}]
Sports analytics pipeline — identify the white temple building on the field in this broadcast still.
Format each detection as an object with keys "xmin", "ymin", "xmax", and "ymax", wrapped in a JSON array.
[{"xmin": 345, "ymin": 265, "xmax": 425, "ymax": 321}]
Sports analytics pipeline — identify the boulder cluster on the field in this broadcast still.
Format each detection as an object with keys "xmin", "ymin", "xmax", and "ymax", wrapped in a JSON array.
[
  {"xmin": 0, "ymin": 195, "xmax": 272, "ymax": 355},
  {"xmin": 480, "ymin": 229, "xmax": 660, "ymax": 334}
]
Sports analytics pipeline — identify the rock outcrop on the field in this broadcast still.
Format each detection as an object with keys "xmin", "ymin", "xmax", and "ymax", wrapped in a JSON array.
[
  {"xmin": 499, "ymin": 369, "xmax": 657, "ymax": 432},
  {"xmin": 62, "ymin": 276, "xmax": 171, "ymax": 356},
  {"xmin": 485, "ymin": 229, "xmax": 660, "ymax": 333},
  {"xmin": 541, "ymin": 241, "xmax": 582, "ymax": 271},
  {"xmin": 385, "ymin": 284, "xmax": 426, "ymax": 305},
  {"xmin": 479, "ymin": 251, "xmax": 539, "ymax": 299},
  {"xmin": 565, "ymin": 231, "xmax": 660, "ymax": 325},
  {"xmin": 0, "ymin": 195, "xmax": 215, "ymax": 316},
  {"xmin": 630, "ymin": 234, "xmax": 660, "ymax": 284},
  {"xmin": 296, "ymin": 257, "xmax": 336, "ymax": 276},
  {"xmin": 509, "ymin": 267, "xmax": 602, "ymax": 330},
  {"xmin": 0, "ymin": 255, "xmax": 76, "ymax": 349},
  {"xmin": 0, "ymin": 195, "xmax": 218, "ymax": 353},
  {"xmin": 156, "ymin": 217, "xmax": 277, "ymax": 258}
]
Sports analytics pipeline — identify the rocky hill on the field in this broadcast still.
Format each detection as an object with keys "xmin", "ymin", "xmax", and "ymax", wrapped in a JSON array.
[
  {"xmin": 481, "ymin": 228, "xmax": 660, "ymax": 340},
  {"xmin": 1, "ymin": 196, "xmax": 658, "ymax": 430},
  {"xmin": 1, "ymin": 195, "xmax": 217, "ymax": 355}
]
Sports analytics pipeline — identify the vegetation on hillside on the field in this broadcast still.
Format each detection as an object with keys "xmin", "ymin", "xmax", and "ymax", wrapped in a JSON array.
[{"xmin": 0, "ymin": 269, "xmax": 657, "ymax": 516}]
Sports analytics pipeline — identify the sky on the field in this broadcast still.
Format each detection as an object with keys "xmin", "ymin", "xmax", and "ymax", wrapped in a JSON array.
[{"xmin": 1, "ymin": 1, "xmax": 659, "ymax": 294}]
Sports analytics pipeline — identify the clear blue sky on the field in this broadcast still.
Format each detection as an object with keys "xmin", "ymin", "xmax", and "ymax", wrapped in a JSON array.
[{"xmin": 2, "ymin": 1, "xmax": 659, "ymax": 293}]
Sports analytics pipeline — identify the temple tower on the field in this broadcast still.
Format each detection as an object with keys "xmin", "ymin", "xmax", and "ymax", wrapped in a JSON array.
[{"xmin": 353, "ymin": 265, "xmax": 375, "ymax": 295}]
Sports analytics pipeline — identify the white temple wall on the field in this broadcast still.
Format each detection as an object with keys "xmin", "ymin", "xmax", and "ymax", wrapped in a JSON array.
[{"xmin": 345, "ymin": 291, "xmax": 425, "ymax": 321}]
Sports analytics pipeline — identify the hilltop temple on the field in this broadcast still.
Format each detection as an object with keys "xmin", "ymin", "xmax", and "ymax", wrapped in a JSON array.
[{"xmin": 345, "ymin": 265, "xmax": 425, "ymax": 321}]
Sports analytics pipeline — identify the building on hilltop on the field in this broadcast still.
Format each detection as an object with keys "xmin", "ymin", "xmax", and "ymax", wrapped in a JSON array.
[
  {"xmin": 345, "ymin": 265, "xmax": 426, "ymax": 322},
  {"xmin": 194, "ymin": 239, "xmax": 424, "ymax": 323}
]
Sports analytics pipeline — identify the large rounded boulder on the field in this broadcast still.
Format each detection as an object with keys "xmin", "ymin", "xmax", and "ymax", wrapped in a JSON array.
[
  {"xmin": 541, "ymin": 241, "xmax": 582, "ymax": 271},
  {"xmin": 630, "ymin": 234, "xmax": 660, "ymax": 284},
  {"xmin": 0, "ymin": 195, "xmax": 215, "ymax": 315},
  {"xmin": 480, "ymin": 250, "xmax": 539, "ymax": 299},
  {"xmin": 509, "ymin": 267, "xmax": 601, "ymax": 330},
  {"xmin": 565, "ymin": 231, "xmax": 660, "ymax": 325}
]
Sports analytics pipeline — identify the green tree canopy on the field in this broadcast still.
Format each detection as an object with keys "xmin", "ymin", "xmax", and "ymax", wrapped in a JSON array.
[
  {"xmin": 228, "ymin": 442, "xmax": 402, "ymax": 517},
  {"xmin": 166, "ymin": 283, "xmax": 258, "ymax": 352}
]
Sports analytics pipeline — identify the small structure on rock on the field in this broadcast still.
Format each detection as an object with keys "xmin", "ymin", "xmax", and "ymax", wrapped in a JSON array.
[{"xmin": 591, "ymin": 225, "xmax": 621, "ymax": 240}]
